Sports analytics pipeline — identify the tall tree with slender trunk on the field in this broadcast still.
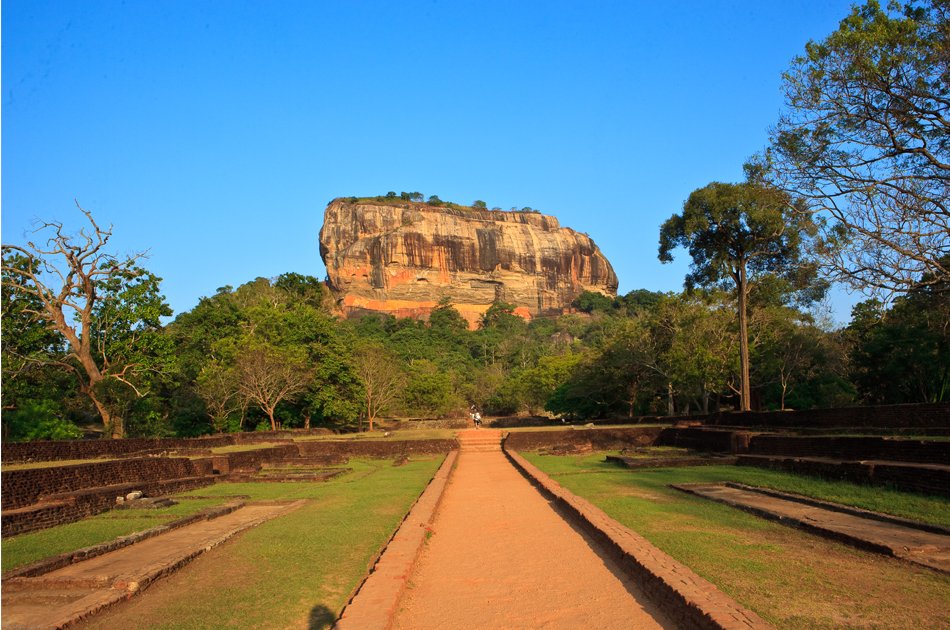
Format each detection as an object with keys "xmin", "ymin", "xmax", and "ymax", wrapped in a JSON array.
[{"xmin": 659, "ymin": 182, "xmax": 820, "ymax": 411}]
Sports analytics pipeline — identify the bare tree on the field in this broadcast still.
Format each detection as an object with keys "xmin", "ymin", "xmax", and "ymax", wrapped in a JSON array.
[
  {"xmin": 196, "ymin": 360, "xmax": 243, "ymax": 433},
  {"xmin": 353, "ymin": 343, "xmax": 406, "ymax": 431},
  {"xmin": 236, "ymin": 346, "xmax": 310, "ymax": 430},
  {"xmin": 767, "ymin": 0, "xmax": 949, "ymax": 298},
  {"xmin": 1, "ymin": 205, "xmax": 167, "ymax": 437}
]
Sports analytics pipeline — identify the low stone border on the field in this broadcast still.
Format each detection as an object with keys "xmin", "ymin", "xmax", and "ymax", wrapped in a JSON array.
[
  {"xmin": 672, "ymin": 482, "xmax": 950, "ymax": 574},
  {"xmin": 334, "ymin": 450, "xmax": 458, "ymax": 630},
  {"xmin": 722, "ymin": 482, "xmax": 950, "ymax": 535},
  {"xmin": 3, "ymin": 500, "xmax": 305, "ymax": 630},
  {"xmin": 2, "ymin": 501, "xmax": 245, "ymax": 579},
  {"xmin": 505, "ymin": 449, "xmax": 772, "ymax": 630},
  {"xmin": 606, "ymin": 454, "xmax": 738, "ymax": 469}
]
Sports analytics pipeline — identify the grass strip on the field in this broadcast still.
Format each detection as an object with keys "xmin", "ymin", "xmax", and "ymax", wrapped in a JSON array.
[
  {"xmin": 81, "ymin": 456, "xmax": 443, "ymax": 630},
  {"xmin": 2, "ymin": 498, "xmax": 226, "ymax": 572},
  {"xmin": 524, "ymin": 452, "xmax": 950, "ymax": 629}
]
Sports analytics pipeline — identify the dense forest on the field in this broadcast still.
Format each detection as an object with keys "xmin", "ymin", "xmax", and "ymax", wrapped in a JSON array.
[
  {"xmin": 1, "ymin": 0, "xmax": 947, "ymax": 439},
  {"xmin": 2, "ymin": 246, "xmax": 947, "ymax": 441}
]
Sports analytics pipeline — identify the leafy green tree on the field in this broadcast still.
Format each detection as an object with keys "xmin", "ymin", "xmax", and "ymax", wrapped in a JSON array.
[
  {"xmin": 767, "ymin": 0, "xmax": 949, "ymax": 296},
  {"xmin": 3, "ymin": 400, "xmax": 84, "ymax": 441},
  {"xmin": 472, "ymin": 200, "xmax": 488, "ymax": 209},
  {"xmin": 659, "ymin": 181, "xmax": 820, "ymax": 411},
  {"xmin": 273, "ymin": 272, "xmax": 324, "ymax": 309},
  {"xmin": 848, "ymin": 274, "xmax": 949, "ymax": 403},
  {"xmin": 1, "ymin": 208, "xmax": 173, "ymax": 437},
  {"xmin": 402, "ymin": 359, "xmax": 457, "ymax": 417},
  {"xmin": 1, "ymin": 254, "xmax": 81, "ymax": 436},
  {"xmin": 573, "ymin": 290, "xmax": 615, "ymax": 313}
]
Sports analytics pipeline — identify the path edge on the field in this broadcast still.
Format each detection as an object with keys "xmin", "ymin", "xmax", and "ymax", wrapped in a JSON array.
[
  {"xmin": 505, "ymin": 449, "xmax": 773, "ymax": 630},
  {"xmin": 334, "ymin": 449, "xmax": 458, "ymax": 630},
  {"xmin": 3, "ymin": 500, "xmax": 248, "ymax": 580}
]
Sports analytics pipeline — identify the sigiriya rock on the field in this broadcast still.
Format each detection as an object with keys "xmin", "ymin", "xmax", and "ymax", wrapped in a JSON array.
[{"xmin": 319, "ymin": 198, "xmax": 618, "ymax": 327}]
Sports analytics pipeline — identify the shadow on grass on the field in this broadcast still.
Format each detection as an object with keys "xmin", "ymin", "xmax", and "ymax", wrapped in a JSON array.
[{"xmin": 308, "ymin": 604, "xmax": 336, "ymax": 629}]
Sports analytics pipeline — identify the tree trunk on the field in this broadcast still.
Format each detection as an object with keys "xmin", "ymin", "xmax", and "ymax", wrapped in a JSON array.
[
  {"xmin": 266, "ymin": 408, "xmax": 276, "ymax": 431},
  {"xmin": 667, "ymin": 382, "xmax": 675, "ymax": 416},
  {"xmin": 737, "ymin": 263, "xmax": 752, "ymax": 412},
  {"xmin": 86, "ymin": 385, "xmax": 124, "ymax": 439},
  {"xmin": 367, "ymin": 391, "xmax": 374, "ymax": 432}
]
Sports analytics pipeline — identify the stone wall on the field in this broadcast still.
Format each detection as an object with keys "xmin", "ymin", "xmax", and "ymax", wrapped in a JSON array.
[
  {"xmin": 737, "ymin": 456, "xmax": 949, "ymax": 497},
  {"xmin": 296, "ymin": 439, "xmax": 457, "ymax": 458},
  {"xmin": 224, "ymin": 445, "xmax": 300, "ymax": 472},
  {"xmin": 2, "ymin": 457, "xmax": 212, "ymax": 510},
  {"xmin": 695, "ymin": 402, "xmax": 949, "ymax": 429},
  {"xmin": 0, "ymin": 430, "xmax": 333, "ymax": 463},
  {"xmin": 654, "ymin": 428, "xmax": 749, "ymax": 453},
  {"xmin": 502, "ymin": 427, "xmax": 664, "ymax": 452},
  {"xmin": 746, "ymin": 435, "xmax": 950, "ymax": 464},
  {"xmin": 2, "ymin": 476, "xmax": 215, "ymax": 538}
]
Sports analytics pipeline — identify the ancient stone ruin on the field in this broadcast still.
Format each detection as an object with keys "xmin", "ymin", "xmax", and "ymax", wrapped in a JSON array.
[{"xmin": 319, "ymin": 199, "xmax": 618, "ymax": 327}]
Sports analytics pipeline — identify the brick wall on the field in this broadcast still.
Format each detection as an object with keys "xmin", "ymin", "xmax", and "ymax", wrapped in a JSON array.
[
  {"xmin": 296, "ymin": 439, "xmax": 457, "ymax": 458},
  {"xmin": 0, "ymin": 429, "xmax": 333, "ymax": 463},
  {"xmin": 2, "ymin": 476, "xmax": 215, "ymax": 537},
  {"xmin": 747, "ymin": 435, "xmax": 950, "ymax": 464},
  {"xmin": 224, "ymin": 445, "xmax": 300, "ymax": 472},
  {"xmin": 698, "ymin": 402, "xmax": 950, "ymax": 429},
  {"xmin": 1, "ymin": 436, "xmax": 237, "ymax": 463},
  {"xmin": 737, "ymin": 456, "xmax": 950, "ymax": 497},
  {"xmin": 654, "ymin": 428, "xmax": 750, "ymax": 453},
  {"xmin": 502, "ymin": 427, "xmax": 664, "ymax": 452},
  {"xmin": 2, "ymin": 457, "xmax": 210, "ymax": 510}
]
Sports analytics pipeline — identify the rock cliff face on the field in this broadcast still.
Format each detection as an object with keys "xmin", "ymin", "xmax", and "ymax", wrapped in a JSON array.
[{"xmin": 319, "ymin": 199, "xmax": 618, "ymax": 327}]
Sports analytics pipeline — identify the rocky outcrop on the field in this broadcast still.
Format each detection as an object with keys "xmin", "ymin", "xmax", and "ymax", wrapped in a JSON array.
[{"xmin": 319, "ymin": 199, "xmax": 618, "ymax": 327}]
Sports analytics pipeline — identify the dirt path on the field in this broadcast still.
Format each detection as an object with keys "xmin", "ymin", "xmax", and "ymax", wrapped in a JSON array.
[
  {"xmin": 2, "ymin": 502, "xmax": 301, "ymax": 630},
  {"xmin": 392, "ymin": 432, "xmax": 673, "ymax": 629},
  {"xmin": 676, "ymin": 483, "xmax": 950, "ymax": 573}
]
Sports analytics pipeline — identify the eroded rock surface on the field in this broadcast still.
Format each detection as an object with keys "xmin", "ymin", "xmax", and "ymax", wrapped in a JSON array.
[{"xmin": 319, "ymin": 199, "xmax": 618, "ymax": 326}]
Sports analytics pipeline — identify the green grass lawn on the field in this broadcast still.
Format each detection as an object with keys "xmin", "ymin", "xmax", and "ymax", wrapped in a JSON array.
[
  {"xmin": 75, "ymin": 456, "xmax": 443, "ymax": 630},
  {"xmin": 1, "ymin": 457, "xmax": 119, "ymax": 471},
  {"xmin": 524, "ymin": 451, "xmax": 950, "ymax": 629}
]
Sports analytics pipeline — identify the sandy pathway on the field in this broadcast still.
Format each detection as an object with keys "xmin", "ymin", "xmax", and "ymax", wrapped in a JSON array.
[{"xmin": 392, "ymin": 434, "xmax": 672, "ymax": 629}]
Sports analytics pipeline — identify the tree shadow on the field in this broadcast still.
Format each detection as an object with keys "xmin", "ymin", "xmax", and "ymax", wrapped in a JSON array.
[{"xmin": 308, "ymin": 604, "xmax": 337, "ymax": 629}]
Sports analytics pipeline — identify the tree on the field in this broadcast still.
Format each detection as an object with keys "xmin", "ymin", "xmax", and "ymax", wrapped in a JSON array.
[
  {"xmin": 767, "ymin": 0, "xmax": 949, "ymax": 297},
  {"xmin": 353, "ymin": 342, "xmax": 406, "ymax": 431},
  {"xmin": 847, "ymin": 267, "xmax": 949, "ymax": 403},
  {"xmin": 1, "ymin": 207, "xmax": 173, "ymax": 437},
  {"xmin": 659, "ymin": 182, "xmax": 819, "ymax": 411},
  {"xmin": 402, "ymin": 359, "xmax": 457, "ymax": 417},
  {"xmin": 196, "ymin": 360, "xmax": 244, "ymax": 432},
  {"xmin": 472, "ymin": 200, "xmax": 488, "ymax": 209},
  {"xmin": 235, "ymin": 345, "xmax": 310, "ymax": 430}
]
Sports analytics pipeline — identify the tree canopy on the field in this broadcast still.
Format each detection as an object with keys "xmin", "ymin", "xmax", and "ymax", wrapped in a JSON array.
[
  {"xmin": 659, "ymin": 181, "xmax": 822, "ymax": 410},
  {"xmin": 767, "ymin": 0, "xmax": 949, "ymax": 297}
]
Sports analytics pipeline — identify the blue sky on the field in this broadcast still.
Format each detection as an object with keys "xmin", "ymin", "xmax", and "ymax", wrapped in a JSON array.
[{"xmin": 3, "ymin": 0, "xmax": 863, "ymax": 324}]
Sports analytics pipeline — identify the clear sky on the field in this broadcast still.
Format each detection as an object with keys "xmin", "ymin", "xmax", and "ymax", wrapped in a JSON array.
[{"xmin": 3, "ymin": 0, "xmax": 863, "ymax": 324}]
